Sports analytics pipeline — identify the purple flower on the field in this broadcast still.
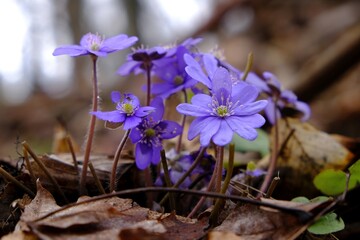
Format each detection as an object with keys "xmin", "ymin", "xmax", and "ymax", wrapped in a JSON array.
[
  {"xmin": 246, "ymin": 71, "xmax": 311, "ymax": 124},
  {"xmin": 151, "ymin": 46, "xmax": 198, "ymax": 99},
  {"xmin": 117, "ymin": 46, "xmax": 168, "ymax": 76},
  {"xmin": 130, "ymin": 97, "xmax": 182, "ymax": 169},
  {"xmin": 91, "ymin": 91, "xmax": 154, "ymax": 130},
  {"xmin": 53, "ymin": 32, "xmax": 138, "ymax": 57},
  {"xmin": 177, "ymin": 66, "xmax": 268, "ymax": 147},
  {"xmin": 184, "ymin": 53, "xmax": 218, "ymax": 89}
]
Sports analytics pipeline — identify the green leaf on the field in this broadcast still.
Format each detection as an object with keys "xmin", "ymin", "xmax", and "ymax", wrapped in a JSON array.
[
  {"xmin": 308, "ymin": 213, "xmax": 345, "ymax": 235},
  {"xmin": 291, "ymin": 196, "xmax": 309, "ymax": 203},
  {"xmin": 313, "ymin": 169, "xmax": 348, "ymax": 195},
  {"xmin": 231, "ymin": 129, "xmax": 269, "ymax": 156},
  {"xmin": 349, "ymin": 159, "xmax": 360, "ymax": 182},
  {"xmin": 313, "ymin": 160, "xmax": 360, "ymax": 195}
]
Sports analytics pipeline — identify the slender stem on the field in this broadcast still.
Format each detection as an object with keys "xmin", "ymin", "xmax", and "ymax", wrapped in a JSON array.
[
  {"xmin": 22, "ymin": 141, "xmax": 68, "ymax": 203},
  {"xmin": 209, "ymin": 144, "xmax": 235, "ymax": 226},
  {"xmin": 259, "ymin": 98, "xmax": 279, "ymax": 195},
  {"xmin": 159, "ymin": 147, "xmax": 206, "ymax": 206},
  {"xmin": 176, "ymin": 89, "xmax": 188, "ymax": 153},
  {"xmin": 241, "ymin": 52, "xmax": 253, "ymax": 81},
  {"xmin": 0, "ymin": 166, "xmax": 35, "ymax": 198},
  {"xmin": 146, "ymin": 65, "xmax": 152, "ymax": 106},
  {"xmin": 160, "ymin": 150, "xmax": 176, "ymax": 211},
  {"xmin": 187, "ymin": 156, "xmax": 219, "ymax": 218},
  {"xmin": 215, "ymin": 146, "xmax": 224, "ymax": 193},
  {"xmin": 89, "ymin": 162, "xmax": 106, "ymax": 194},
  {"xmin": 80, "ymin": 55, "xmax": 99, "ymax": 195},
  {"xmin": 110, "ymin": 129, "xmax": 131, "ymax": 192}
]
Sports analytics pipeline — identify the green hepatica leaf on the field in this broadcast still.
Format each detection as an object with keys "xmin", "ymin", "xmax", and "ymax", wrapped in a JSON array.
[
  {"xmin": 291, "ymin": 196, "xmax": 309, "ymax": 203},
  {"xmin": 308, "ymin": 213, "xmax": 345, "ymax": 235},
  {"xmin": 349, "ymin": 159, "xmax": 360, "ymax": 182},
  {"xmin": 231, "ymin": 129, "xmax": 269, "ymax": 156},
  {"xmin": 313, "ymin": 159, "xmax": 360, "ymax": 196},
  {"xmin": 313, "ymin": 169, "xmax": 349, "ymax": 195}
]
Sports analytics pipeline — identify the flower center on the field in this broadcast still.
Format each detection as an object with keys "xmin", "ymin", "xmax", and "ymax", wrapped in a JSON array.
[
  {"xmin": 174, "ymin": 75, "xmax": 184, "ymax": 86},
  {"xmin": 87, "ymin": 33, "xmax": 103, "ymax": 51},
  {"xmin": 122, "ymin": 103, "xmax": 134, "ymax": 115},
  {"xmin": 144, "ymin": 128, "xmax": 156, "ymax": 137},
  {"xmin": 216, "ymin": 105, "xmax": 229, "ymax": 117}
]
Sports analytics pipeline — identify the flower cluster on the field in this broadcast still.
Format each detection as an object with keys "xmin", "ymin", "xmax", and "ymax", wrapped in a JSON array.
[
  {"xmin": 53, "ymin": 31, "xmax": 312, "ymax": 194},
  {"xmin": 177, "ymin": 53, "xmax": 268, "ymax": 147}
]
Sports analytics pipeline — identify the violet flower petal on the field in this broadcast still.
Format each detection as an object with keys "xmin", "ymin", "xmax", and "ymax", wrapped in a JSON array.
[
  {"xmin": 135, "ymin": 143, "xmax": 152, "ymax": 170},
  {"xmin": 52, "ymin": 45, "xmax": 88, "ymax": 57},
  {"xmin": 225, "ymin": 116, "xmax": 259, "ymax": 141},
  {"xmin": 90, "ymin": 110, "xmax": 125, "ymax": 123},
  {"xmin": 212, "ymin": 120, "xmax": 234, "ymax": 146}
]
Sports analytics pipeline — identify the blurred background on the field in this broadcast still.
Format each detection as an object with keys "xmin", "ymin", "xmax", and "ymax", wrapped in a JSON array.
[{"xmin": 0, "ymin": 0, "xmax": 359, "ymax": 157}]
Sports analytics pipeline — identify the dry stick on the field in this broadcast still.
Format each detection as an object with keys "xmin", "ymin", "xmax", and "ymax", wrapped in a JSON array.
[
  {"xmin": 80, "ymin": 55, "xmax": 99, "ymax": 195},
  {"xmin": 160, "ymin": 150, "xmax": 176, "ymax": 211},
  {"xmin": 23, "ymin": 147, "xmax": 36, "ymax": 184},
  {"xmin": 65, "ymin": 135, "xmax": 78, "ymax": 172},
  {"xmin": 187, "ymin": 153, "xmax": 220, "ymax": 218},
  {"xmin": 265, "ymin": 176, "xmax": 280, "ymax": 198},
  {"xmin": 110, "ymin": 129, "xmax": 131, "ymax": 192},
  {"xmin": 176, "ymin": 89, "xmax": 188, "ymax": 153},
  {"xmin": 88, "ymin": 162, "xmax": 106, "ymax": 194},
  {"xmin": 209, "ymin": 144, "xmax": 235, "ymax": 226},
  {"xmin": 0, "ymin": 166, "xmax": 35, "ymax": 198},
  {"xmin": 32, "ymin": 187, "xmax": 314, "ymax": 224},
  {"xmin": 22, "ymin": 141, "xmax": 68, "ymax": 203},
  {"xmin": 159, "ymin": 147, "xmax": 207, "ymax": 206}
]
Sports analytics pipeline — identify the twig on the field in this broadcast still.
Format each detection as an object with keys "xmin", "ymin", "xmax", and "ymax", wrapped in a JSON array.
[
  {"xmin": 265, "ymin": 175, "xmax": 280, "ymax": 198},
  {"xmin": 32, "ymin": 186, "xmax": 315, "ymax": 223},
  {"xmin": 66, "ymin": 135, "xmax": 78, "ymax": 172},
  {"xmin": 22, "ymin": 141, "xmax": 68, "ymax": 203},
  {"xmin": 0, "ymin": 166, "xmax": 35, "ymax": 198},
  {"xmin": 23, "ymin": 146, "xmax": 36, "ymax": 184},
  {"xmin": 88, "ymin": 162, "xmax": 105, "ymax": 195}
]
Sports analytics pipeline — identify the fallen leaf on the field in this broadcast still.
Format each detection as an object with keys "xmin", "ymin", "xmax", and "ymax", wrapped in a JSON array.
[{"xmin": 7, "ymin": 182, "xmax": 208, "ymax": 240}]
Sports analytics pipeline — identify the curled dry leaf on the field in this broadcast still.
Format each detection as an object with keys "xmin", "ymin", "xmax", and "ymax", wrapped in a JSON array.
[{"xmin": 267, "ymin": 118, "xmax": 354, "ymax": 198}]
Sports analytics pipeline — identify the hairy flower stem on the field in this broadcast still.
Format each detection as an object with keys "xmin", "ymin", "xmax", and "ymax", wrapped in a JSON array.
[
  {"xmin": 80, "ymin": 55, "xmax": 99, "ymax": 195},
  {"xmin": 215, "ymin": 146, "xmax": 224, "ymax": 193},
  {"xmin": 110, "ymin": 129, "xmax": 131, "ymax": 192},
  {"xmin": 209, "ymin": 144, "xmax": 235, "ymax": 226},
  {"xmin": 259, "ymin": 97, "xmax": 279, "ymax": 196},
  {"xmin": 159, "ymin": 147, "xmax": 207, "ymax": 206},
  {"xmin": 176, "ymin": 89, "xmax": 188, "ymax": 153}
]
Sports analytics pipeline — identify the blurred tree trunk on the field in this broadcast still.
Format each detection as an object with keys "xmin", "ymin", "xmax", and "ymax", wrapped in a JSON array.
[
  {"xmin": 67, "ymin": 0, "xmax": 89, "ymax": 98},
  {"xmin": 124, "ymin": 0, "xmax": 140, "ymax": 39}
]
